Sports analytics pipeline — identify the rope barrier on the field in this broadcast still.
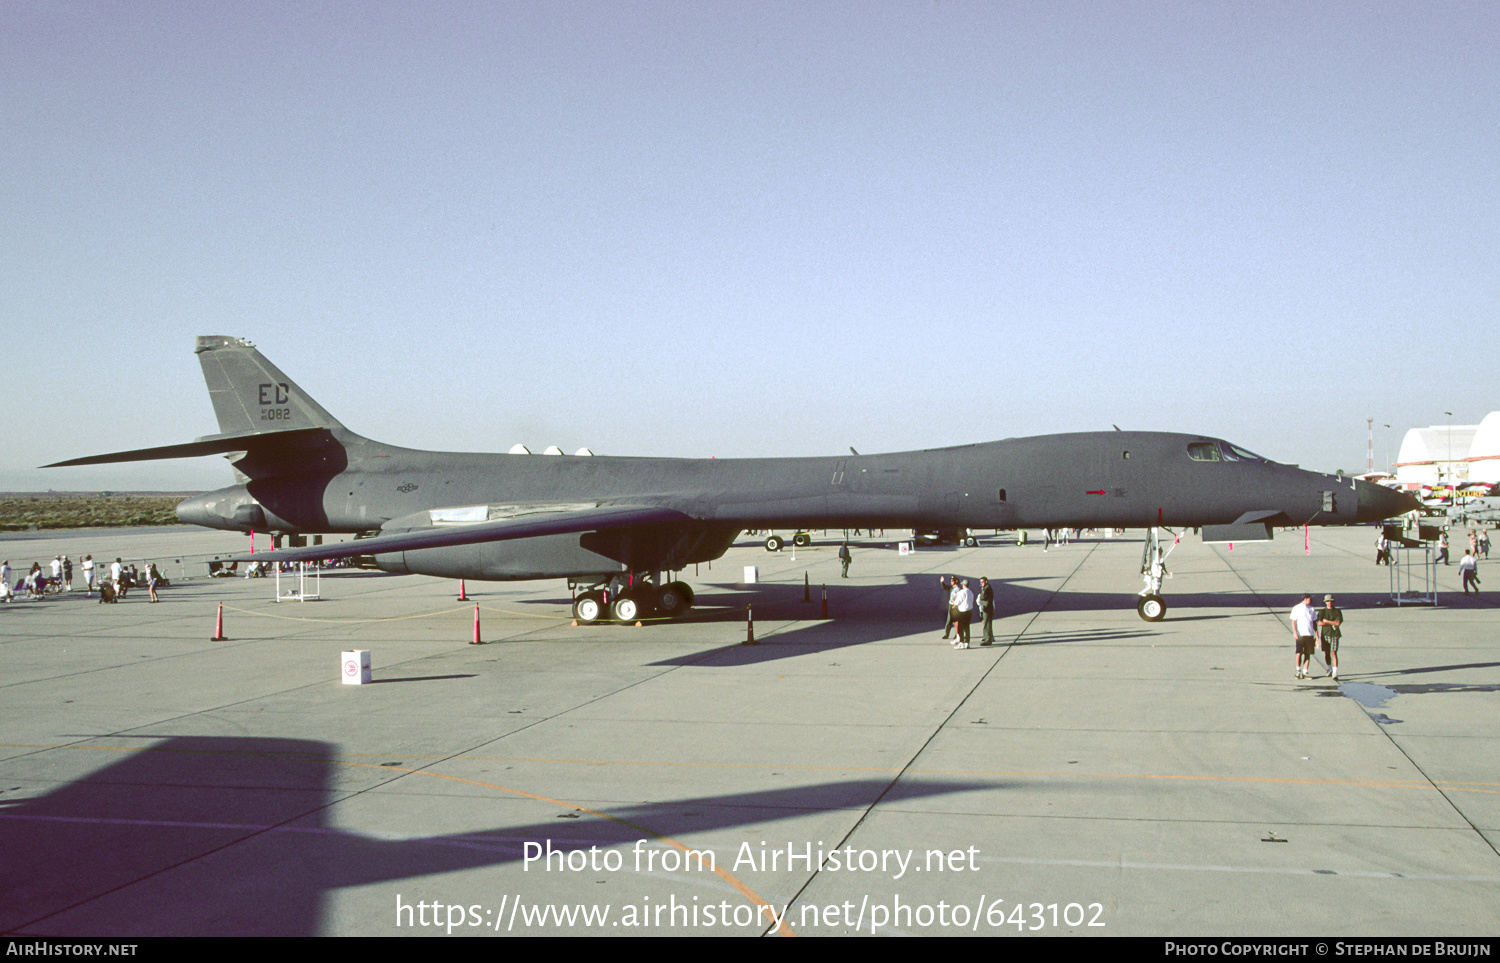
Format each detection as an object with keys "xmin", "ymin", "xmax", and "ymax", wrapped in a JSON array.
[{"xmin": 217, "ymin": 602, "xmax": 564, "ymax": 624}]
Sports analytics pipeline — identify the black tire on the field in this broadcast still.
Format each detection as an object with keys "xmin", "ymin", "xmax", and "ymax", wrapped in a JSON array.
[
  {"xmin": 1137, "ymin": 594, "xmax": 1167, "ymax": 622},
  {"xmin": 793, "ymin": 532, "xmax": 811, "ymax": 547},
  {"xmin": 766, "ymin": 535, "xmax": 784, "ymax": 552},
  {"xmin": 656, "ymin": 584, "xmax": 685, "ymax": 614}
]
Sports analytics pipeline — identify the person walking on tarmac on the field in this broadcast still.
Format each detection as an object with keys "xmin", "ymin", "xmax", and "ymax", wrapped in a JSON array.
[
  {"xmin": 838, "ymin": 541, "xmax": 852, "ymax": 578},
  {"xmin": 978, "ymin": 576, "xmax": 995, "ymax": 644},
  {"xmin": 1290, "ymin": 593, "xmax": 1317, "ymax": 680},
  {"xmin": 1318, "ymin": 594, "xmax": 1343, "ymax": 679},
  {"xmin": 1460, "ymin": 551, "xmax": 1481, "ymax": 594}
]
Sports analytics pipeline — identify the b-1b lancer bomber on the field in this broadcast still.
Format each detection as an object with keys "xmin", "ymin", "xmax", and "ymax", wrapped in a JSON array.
[{"xmin": 48, "ymin": 337, "xmax": 1418, "ymax": 622}]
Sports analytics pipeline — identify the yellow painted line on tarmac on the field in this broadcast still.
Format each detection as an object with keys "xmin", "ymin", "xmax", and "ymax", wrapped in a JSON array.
[
  {"xmin": 908, "ymin": 767, "xmax": 1500, "ymax": 795},
  {"xmin": 334, "ymin": 758, "xmax": 794, "ymax": 936},
  {"xmin": 7, "ymin": 742, "xmax": 1496, "ymax": 796},
  {"xmin": 337, "ymin": 750, "xmax": 1500, "ymax": 796}
]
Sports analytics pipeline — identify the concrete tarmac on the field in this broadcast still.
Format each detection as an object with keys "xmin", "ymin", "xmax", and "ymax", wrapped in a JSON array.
[{"xmin": 1, "ymin": 525, "xmax": 1496, "ymax": 937}]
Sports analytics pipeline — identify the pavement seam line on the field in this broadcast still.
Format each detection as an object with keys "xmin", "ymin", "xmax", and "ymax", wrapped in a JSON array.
[{"xmin": 761, "ymin": 541, "xmax": 1101, "ymax": 935}]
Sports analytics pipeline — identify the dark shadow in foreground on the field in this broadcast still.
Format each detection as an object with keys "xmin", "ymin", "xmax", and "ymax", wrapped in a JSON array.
[{"xmin": 0, "ymin": 735, "xmax": 990, "ymax": 936}]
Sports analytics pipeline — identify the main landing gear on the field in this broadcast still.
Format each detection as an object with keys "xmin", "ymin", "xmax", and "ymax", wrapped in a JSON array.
[
  {"xmin": 1137, "ymin": 526, "xmax": 1180, "ymax": 622},
  {"xmin": 764, "ymin": 531, "xmax": 812, "ymax": 551},
  {"xmin": 572, "ymin": 573, "xmax": 696, "ymax": 624}
]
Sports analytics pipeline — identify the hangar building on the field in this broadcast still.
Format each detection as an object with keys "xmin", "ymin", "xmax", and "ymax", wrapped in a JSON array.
[{"xmin": 1395, "ymin": 412, "xmax": 1500, "ymax": 489}]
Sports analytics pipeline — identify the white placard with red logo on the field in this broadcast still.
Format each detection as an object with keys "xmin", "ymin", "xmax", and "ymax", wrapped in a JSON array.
[{"xmin": 342, "ymin": 649, "xmax": 371, "ymax": 685}]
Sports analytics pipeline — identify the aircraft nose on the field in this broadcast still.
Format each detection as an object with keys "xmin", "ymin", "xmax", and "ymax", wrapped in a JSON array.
[{"xmin": 1355, "ymin": 480, "xmax": 1421, "ymax": 523}]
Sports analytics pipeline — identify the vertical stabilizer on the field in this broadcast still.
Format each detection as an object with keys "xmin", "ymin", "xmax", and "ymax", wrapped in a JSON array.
[{"xmin": 195, "ymin": 336, "xmax": 346, "ymax": 435}]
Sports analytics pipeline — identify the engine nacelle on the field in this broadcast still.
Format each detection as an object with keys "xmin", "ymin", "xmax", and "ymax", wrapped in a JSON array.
[{"xmin": 176, "ymin": 485, "xmax": 297, "ymax": 533}]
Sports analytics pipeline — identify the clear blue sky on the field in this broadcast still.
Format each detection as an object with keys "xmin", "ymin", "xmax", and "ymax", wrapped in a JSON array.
[{"xmin": 5, "ymin": 1, "xmax": 1496, "ymax": 491}]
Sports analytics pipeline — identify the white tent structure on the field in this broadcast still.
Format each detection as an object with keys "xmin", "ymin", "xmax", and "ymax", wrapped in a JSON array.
[
  {"xmin": 1466, "ymin": 412, "xmax": 1500, "ymax": 486},
  {"xmin": 1395, "ymin": 424, "xmax": 1479, "ymax": 489}
]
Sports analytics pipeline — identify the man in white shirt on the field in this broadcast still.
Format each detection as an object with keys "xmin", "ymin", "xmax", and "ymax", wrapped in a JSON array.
[
  {"xmin": 1460, "ymin": 552, "xmax": 1481, "ymax": 594},
  {"xmin": 82, "ymin": 555, "xmax": 95, "ymax": 596},
  {"xmin": 1289, "ymin": 593, "xmax": 1317, "ymax": 679},
  {"xmin": 951, "ymin": 579, "xmax": 975, "ymax": 649}
]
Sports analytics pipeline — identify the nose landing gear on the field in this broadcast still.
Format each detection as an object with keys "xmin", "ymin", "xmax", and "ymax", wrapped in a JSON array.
[{"xmin": 1137, "ymin": 527, "xmax": 1179, "ymax": 622}]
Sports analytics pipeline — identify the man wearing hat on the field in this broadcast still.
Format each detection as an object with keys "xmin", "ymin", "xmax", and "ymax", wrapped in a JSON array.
[{"xmin": 1317, "ymin": 594, "xmax": 1344, "ymax": 679}]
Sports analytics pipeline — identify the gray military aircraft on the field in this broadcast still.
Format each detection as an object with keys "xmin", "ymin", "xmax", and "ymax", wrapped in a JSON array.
[{"xmin": 49, "ymin": 336, "xmax": 1418, "ymax": 622}]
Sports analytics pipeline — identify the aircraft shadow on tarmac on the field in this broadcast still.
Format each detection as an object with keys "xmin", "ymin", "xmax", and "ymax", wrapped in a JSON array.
[
  {"xmin": 1358, "ymin": 660, "xmax": 1500, "ymax": 679},
  {"xmin": 523, "ymin": 574, "xmax": 1399, "ymax": 624},
  {"xmin": 0, "ymin": 735, "xmax": 991, "ymax": 936},
  {"xmin": 638, "ymin": 574, "xmax": 1360, "ymax": 668}
]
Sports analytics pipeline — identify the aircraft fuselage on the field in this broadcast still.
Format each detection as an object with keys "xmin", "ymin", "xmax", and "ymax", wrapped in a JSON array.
[
  {"xmin": 176, "ymin": 429, "xmax": 1388, "ymax": 581},
  {"xmin": 54, "ymin": 336, "xmax": 1420, "ymax": 616}
]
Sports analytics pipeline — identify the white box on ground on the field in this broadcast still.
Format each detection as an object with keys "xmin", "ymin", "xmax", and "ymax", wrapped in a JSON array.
[
  {"xmin": 342, "ymin": 650, "xmax": 371, "ymax": 685},
  {"xmin": 743, "ymin": 566, "xmax": 758, "ymax": 584},
  {"xmin": 899, "ymin": 542, "xmax": 912, "ymax": 556}
]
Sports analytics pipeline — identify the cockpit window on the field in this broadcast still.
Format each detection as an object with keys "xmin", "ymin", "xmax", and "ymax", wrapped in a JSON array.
[
  {"xmin": 1220, "ymin": 443, "xmax": 1266, "ymax": 462},
  {"xmin": 1187, "ymin": 442, "xmax": 1220, "ymax": 462}
]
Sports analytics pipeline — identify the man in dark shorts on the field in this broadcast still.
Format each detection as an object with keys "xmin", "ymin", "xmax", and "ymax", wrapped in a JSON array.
[
  {"xmin": 1317, "ymin": 594, "xmax": 1343, "ymax": 679},
  {"xmin": 1289, "ymin": 593, "xmax": 1317, "ymax": 679}
]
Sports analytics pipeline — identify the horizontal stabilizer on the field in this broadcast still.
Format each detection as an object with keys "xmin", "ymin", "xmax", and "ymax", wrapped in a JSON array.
[
  {"xmin": 228, "ymin": 504, "xmax": 695, "ymax": 563},
  {"xmin": 42, "ymin": 427, "xmax": 332, "ymax": 468}
]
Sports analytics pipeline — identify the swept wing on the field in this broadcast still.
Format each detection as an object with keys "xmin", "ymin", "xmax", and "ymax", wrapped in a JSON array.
[{"xmin": 229, "ymin": 504, "xmax": 694, "ymax": 564}]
